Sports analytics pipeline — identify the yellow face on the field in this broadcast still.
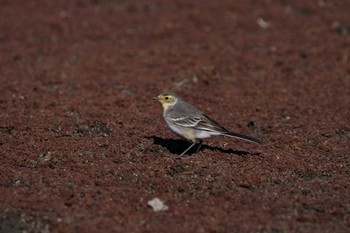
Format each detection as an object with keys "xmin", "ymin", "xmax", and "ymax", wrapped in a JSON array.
[{"xmin": 156, "ymin": 94, "xmax": 176, "ymax": 109}]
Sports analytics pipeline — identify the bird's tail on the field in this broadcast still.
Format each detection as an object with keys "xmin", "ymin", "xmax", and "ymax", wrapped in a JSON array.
[{"xmin": 224, "ymin": 131, "xmax": 261, "ymax": 144}]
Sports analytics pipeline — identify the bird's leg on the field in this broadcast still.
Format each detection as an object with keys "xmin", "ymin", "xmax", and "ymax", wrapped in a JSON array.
[
  {"xmin": 196, "ymin": 140, "xmax": 203, "ymax": 153},
  {"xmin": 179, "ymin": 142, "xmax": 197, "ymax": 157}
]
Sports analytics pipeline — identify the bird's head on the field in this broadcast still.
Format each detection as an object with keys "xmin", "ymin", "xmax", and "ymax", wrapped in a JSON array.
[{"xmin": 153, "ymin": 91, "xmax": 178, "ymax": 110}]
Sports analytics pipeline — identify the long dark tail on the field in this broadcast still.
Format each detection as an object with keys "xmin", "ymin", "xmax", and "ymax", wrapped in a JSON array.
[{"xmin": 224, "ymin": 131, "xmax": 261, "ymax": 144}]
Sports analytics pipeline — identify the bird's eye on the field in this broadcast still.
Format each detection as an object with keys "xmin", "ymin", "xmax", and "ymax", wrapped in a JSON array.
[{"xmin": 165, "ymin": 96, "xmax": 169, "ymax": 100}]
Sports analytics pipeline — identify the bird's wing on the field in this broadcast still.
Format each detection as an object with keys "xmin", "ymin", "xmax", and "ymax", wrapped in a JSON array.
[
  {"xmin": 170, "ymin": 116, "xmax": 202, "ymax": 127},
  {"xmin": 194, "ymin": 114, "xmax": 228, "ymax": 133},
  {"xmin": 170, "ymin": 114, "xmax": 227, "ymax": 133}
]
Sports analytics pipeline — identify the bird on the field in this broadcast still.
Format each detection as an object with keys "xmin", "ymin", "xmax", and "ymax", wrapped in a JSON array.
[{"xmin": 154, "ymin": 91, "xmax": 261, "ymax": 156}]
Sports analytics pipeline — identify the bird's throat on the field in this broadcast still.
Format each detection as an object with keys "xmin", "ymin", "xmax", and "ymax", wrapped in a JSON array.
[{"xmin": 162, "ymin": 103, "xmax": 171, "ymax": 112}]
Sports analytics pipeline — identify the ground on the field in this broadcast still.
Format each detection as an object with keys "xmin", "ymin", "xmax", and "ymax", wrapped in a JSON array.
[{"xmin": 0, "ymin": 0, "xmax": 350, "ymax": 232}]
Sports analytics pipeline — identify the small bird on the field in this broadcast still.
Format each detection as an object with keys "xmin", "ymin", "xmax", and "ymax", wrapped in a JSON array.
[{"xmin": 154, "ymin": 91, "xmax": 261, "ymax": 156}]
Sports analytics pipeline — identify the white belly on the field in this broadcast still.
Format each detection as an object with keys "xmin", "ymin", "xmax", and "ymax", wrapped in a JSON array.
[{"xmin": 165, "ymin": 119, "xmax": 219, "ymax": 141}]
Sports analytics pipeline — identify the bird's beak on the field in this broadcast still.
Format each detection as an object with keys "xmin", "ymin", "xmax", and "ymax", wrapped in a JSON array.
[{"xmin": 152, "ymin": 96, "xmax": 158, "ymax": 100}]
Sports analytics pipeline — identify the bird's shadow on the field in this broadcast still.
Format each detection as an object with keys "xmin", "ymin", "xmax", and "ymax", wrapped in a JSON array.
[{"xmin": 146, "ymin": 136, "xmax": 261, "ymax": 157}]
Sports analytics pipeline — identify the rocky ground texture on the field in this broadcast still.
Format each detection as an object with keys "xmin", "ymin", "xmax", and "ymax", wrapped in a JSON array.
[{"xmin": 0, "ymin": 0, "xmax": 349, "ymax": 232}]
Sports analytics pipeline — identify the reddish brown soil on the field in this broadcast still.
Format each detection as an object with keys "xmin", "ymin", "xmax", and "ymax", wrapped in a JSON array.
[{"xmin": 1, "ymin": 0, "xmax": 350, "ymax": 232}]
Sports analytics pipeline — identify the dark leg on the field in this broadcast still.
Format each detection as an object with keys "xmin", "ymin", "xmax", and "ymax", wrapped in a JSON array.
[
  {"xmin": 179, "ymin": 142, "xmax": 197, "ymax": 157},
  {"xmin": 196, "ymin": 140, "xmax": 203, "ymax": 153}
]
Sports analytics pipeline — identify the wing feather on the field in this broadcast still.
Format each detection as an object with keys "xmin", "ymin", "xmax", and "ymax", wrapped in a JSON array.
[
  {"xmin": 170, "ymin": 114, "xmax": 228, "ymax": 133},
  {"xmin": 170, "ymin": 116, "xmax": 201, "ymax": 127}
]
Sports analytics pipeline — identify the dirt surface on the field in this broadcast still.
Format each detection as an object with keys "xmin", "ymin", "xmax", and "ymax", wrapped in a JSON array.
[{"xmin": 1, "ymin": 0, "xmax": 350, "ymax": 232}]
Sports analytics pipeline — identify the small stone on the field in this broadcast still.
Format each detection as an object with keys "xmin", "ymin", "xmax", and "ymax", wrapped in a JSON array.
[
  {"xmin": 147, "ymin": 198, "xmax": 168, "ymax": 212},
  {"xmin": 257, "ymin": 17, "xmax": 270, "ymax": 29}
]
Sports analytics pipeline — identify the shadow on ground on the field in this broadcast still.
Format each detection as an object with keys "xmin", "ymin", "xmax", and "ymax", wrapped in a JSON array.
[{"xmin": 147, "ymin": 136, "xmax": 262, "ymax": 157}]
